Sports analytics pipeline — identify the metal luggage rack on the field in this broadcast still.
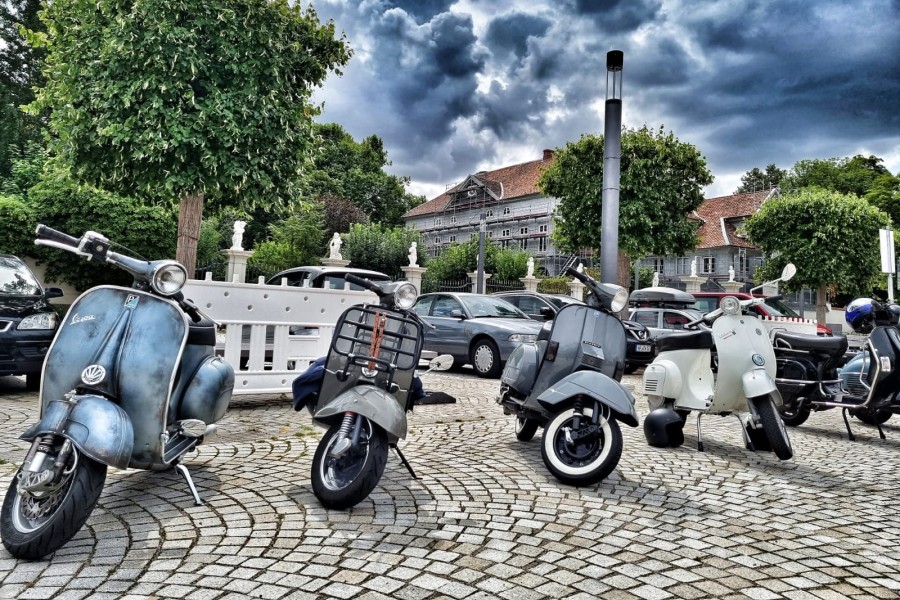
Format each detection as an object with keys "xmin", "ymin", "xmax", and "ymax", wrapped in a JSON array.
[{"xmin": 330, "ymin": 305, "xmax": 422, "ymax": 386}]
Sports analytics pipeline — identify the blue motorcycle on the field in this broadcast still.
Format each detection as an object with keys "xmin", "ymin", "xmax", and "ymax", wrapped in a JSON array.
[{"xmin": 1, "ymin": 225, "xmax": 234, "ymax": 559}]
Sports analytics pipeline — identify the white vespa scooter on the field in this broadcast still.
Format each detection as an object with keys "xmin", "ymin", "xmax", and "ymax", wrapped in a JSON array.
[{"xmin": 641, "ymin": 264, "xmax": 797, "ymax": 460}]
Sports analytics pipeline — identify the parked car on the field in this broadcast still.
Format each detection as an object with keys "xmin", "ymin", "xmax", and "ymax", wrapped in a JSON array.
[
  {"xmin": 265, "ymin": 266, "xmax": 391, "ymax": 290},
  {"xmin": 0, "ymin": 255, "xmax": 64, "ymax": 389},
  {"xmin": 691, "ymin": 291, "xmax": 832, "ymax": 335},
  {"xmin": 493, "ymin": 290, "xmax": 656, "ymax": 373},
  {"xmin": 628, "ymin": 287, "xmax": 705, "ymax": 342},
  {"xmin": 412, "ymin": 293, "xmax": 544, "ymax": 378}
]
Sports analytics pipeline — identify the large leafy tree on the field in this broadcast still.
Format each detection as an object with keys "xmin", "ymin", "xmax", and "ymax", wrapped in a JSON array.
[
  {"xmin": 303, "ymin": 123, "xmax": 425, "ymax": 225},
  {"xmin": 735, "ymin": 163, "xmax": 787, "ymax": 194},
  {"xmin": 865, "ymin": 173, "xmax": 900, "ymax": 225},
  {"xmin": 784, "ymin": 155, "xmax": 891, "ymax": 197},
  {"xmin": 0, "ymin": 0, "xmax": 46, "ymax": 179},
  {"xmin": 341, "ymin": 222, "xmax": 422, "ymax": 278},
  {"xmin": 27, "ymin": 0, "xmax": 351, "ymax": 276},
  {"xmin": 743, "ymin": 188, "xmax": 890, "ymax": 325},
  {"xmin": 540, "ymin": 126, "xmax": 713, "ymax": 282},
  {"xmin": 247, "ymin": 201, "xmax": 325, "ymax": 277}
]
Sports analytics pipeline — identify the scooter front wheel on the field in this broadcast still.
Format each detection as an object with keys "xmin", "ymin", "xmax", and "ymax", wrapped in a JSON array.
[
  {"xmin": 541, "ymin": 406, "xmax": 622, "ymax": 486},
  {"xmin": 754, "ymin": 396, "xmax": 793, "ymax": 460},
  {"xmin": 311, "ymin": 416, "xmax": 388, "ymax": 510},
  {"xmin": 1, "ymin": 448, "xmax": 107, "ymax": 560}
]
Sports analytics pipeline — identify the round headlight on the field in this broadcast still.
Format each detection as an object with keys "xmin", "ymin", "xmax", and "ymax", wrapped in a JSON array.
[
  {"xmin": 610, "ymin": 287, "xmax": 629, "ymax": 313},
  {"xmin": 721, "ymin": 296, "xmax": 741, "ymax": 315},
  {"xmin": 395, "ymin": 282, "xmax": 417, "ymax": 310},
  {"xmin": 151, "ymin": 261, "xmax": 187, "ymax": 296}
]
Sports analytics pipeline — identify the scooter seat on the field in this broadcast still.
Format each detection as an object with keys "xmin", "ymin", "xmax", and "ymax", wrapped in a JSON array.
[
  {"xmin": 656, "ymin": 329, "xmax": 714, "ymax": 353},
  {"xmin": 773, "ymin": 331, "xmax": 848, "ymax": 355}
]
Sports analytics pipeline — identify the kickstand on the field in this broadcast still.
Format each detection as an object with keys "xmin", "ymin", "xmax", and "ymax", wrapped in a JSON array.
[
  {"xmin": 841, "ymin": 409, "xmax": 856, "ymax": 442},
  {"xmin": 696, "ymin": 412, "xmax": 704, "ymax": 452},
  {"xmin": 175, "ymin": 463, "xmax": 203, "ymax": 506},
  {"xmin": 390, "ymin": 443, "xmax": 418, "ymax": 479}
]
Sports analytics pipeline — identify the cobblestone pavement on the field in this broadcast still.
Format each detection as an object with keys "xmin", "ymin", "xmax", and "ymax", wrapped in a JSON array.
[{"xmin": 0, "ymin": 369, "xmax": 898, "ymax": 600}]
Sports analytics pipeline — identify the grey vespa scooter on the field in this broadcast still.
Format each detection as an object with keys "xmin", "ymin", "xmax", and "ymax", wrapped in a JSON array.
[
  {"xmin": 1, "ymin": 226, "xmax": 234, "ymax": 560},
  {"xmin": 498, "ymin": 267, "xmax": 639, "ymax": 486}
]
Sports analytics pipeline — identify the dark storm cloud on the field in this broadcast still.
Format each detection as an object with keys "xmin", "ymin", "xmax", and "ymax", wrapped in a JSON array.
[
  {"xmin": 384, "ymin": 0, "xmax": 454, "ymax": 23},
  {"xmin": 483, "ymin": 12, "xmax": 552, "ymax": 59},
  {"xmin": 570, "ymin": 0, "xmax": 662, "ymax": 32}
]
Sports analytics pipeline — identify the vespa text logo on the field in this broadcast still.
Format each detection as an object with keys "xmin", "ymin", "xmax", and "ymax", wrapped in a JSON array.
[
  {"xmin": 81, "ymin": 364, "xmax": 107, "ymax": 385},
  {"xmin": 70, "ymin": 313, "xmax": 96, "ymax": 325}
]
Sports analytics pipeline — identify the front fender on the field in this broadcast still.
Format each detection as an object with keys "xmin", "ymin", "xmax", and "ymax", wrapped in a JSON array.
[
  {"xmin": 742, "ymin": 369, "xmax": 783, "ymax": 406},
  {"xmin": 20, "ymin": 395, "xmax": 134, "ymax": 470},
  {"xmin": 313, "ymin": 385, "xmax": 407, "ymax": 441},
  {"xmin": 536, "ymin": 371, "xmax": 639, "ymax": 427}
]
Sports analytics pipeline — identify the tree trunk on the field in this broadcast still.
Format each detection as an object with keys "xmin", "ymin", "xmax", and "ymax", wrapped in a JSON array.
[
  {"xmin": 176, "ymin": 193, "xmax": 204, "ymax": 279},
  {"xmin": 816, "ymin": 281, "xmax": 827, "ymax": 327}
]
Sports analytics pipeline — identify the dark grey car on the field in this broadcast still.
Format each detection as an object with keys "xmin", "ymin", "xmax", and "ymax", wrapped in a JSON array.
[{"xmin": 412, "ymin": 293, "xmax": 544, "ymax": 378}]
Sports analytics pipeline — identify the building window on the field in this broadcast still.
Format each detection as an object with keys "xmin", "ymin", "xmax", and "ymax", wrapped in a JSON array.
[
  {"xmin": 450, "ymin": 216, "xmax": 457, "ymax": 224},
  {"xmin": 487, "ymin": 231, "xmax": 493, "ymax": 238},
  {"xmin": 703, "ymin": 256, "xmax": 715, "ymax": 274},
  {"xmin": 449, "ymin": 235, "xmax": 456, "ymax": 243},
  {"xmin": 539, "ymin": 224, "xmax": 548, "ymax": 234},
  {"xmin": 500, "ymin": 240, "xmax": 510, "ymax": 249},
  {"xmin": 519, "ymin": 227, "xmax": 528, "ymax": 235},
  {"xmin": 647, "ymin": 257, "xmax": 663, "ymax": 273},
  {"xmin": 503, "ymin": 207, "xmax": 511, "ymax": 216},
  {"xmin": 676, "ymin": 257, "xmax": 691, "ymax": 274},
  {"xmin": 502, "ymin": 229, "xmax": 510, "ymax": 237},
  {"xmin": 434, "ymin": 218, "xmax": 442, "ymax": 227},
  {"xmin": 538, "ymin": 237, "xmax": 548, "ymax": 252},
  {"xmin": 434, "ymin": 236, "xmax": 441, "ymax": 244},
  {"xmin": 486, "ymin": 209, "xmax": 494, "ymax": 218},
  {"xmin": 470, "ymin": 232, "xmax": 477, "ymax": 240}
]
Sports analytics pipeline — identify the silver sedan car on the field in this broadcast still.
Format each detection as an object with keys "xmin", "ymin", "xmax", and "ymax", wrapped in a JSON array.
[{"xmin": 411, "ymin": 292, "xmax": 544, "ymax": 378}]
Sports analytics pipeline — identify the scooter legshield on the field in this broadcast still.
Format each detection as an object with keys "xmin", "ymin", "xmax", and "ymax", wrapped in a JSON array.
[
  {"xmin": 742, "ymin": 369, "xmax": 783, "ymax": 407},
  {"xmin": 313, "ymin": 385, "xmax": 407, "ymax": 441},
  {"xmin": 20, "ymin": 395, "xmax": 134, "ymax": 470}
]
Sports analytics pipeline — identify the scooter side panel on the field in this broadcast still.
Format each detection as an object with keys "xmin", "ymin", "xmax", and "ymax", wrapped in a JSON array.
[
  {"xmin": 709, "ymin": 315, "xmax": 776, "ymax": 413},
  {"xmin": 536, "ymin": 371, "xmax": 638, "ymax": 427},
  {"xmin": 40, "ymin": 287, "xmax": 187, "ymax": 466},
  {"xmin": 313, "ymin": 384, "xmax": 408, "ymax": 441}
]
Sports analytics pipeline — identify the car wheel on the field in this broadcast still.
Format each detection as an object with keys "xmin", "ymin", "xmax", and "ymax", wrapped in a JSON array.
[{"xmin": 470, "ymin": 339, "xmax": 502, "ymax": 378}]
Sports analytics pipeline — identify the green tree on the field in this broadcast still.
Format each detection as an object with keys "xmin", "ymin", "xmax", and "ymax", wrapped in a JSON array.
[
  {"xmin": 321, "ymin": 193, "xmax": 368, "ymax": 239},
  {"xmin": 304, "ymin": 123, "xmax": 425, "ymax": 225},
  {"xmin": 743, "ymin": 188, "xmax": 890, "ymax": 325},
  {"xmin": 0, "ymin": 0, "xmax": 47, "ymax": 179},
  {"xmin": 27, "ymin": 0, "xmax": 351, "ymax": 276},
  {"xmin": 423, "ymin": 239, "xmax": 530, "ymax": 283},
  {"xmin": 540, "ymin": 126, "xmax": 713, "ymax": 284},
  {"xmin": 784, "ymin": 155, "xmax": 891, "ymax": 197},
  {"xmin": 247, "ymin": 202, "xmax": 325, "ymax": 277},
  {"xmin": 864, "ymin": 173, "xmax": 900, "ymax": 226},
  {"xmin": 341, "ymin": 223, "xmax": 422, "ymax": 278},
  {"xmin": 735, "ymin": 163, "xmax": 787, "ymax": 194}
]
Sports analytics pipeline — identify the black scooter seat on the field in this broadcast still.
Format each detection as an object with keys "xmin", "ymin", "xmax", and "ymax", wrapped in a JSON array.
[
  {"xmin": 773, "ymin": 331, "xmax": 848, "ymax": 355},
  {"xmin": 657, "ymin": 329, "xmax": 714, "ymax": 353}
]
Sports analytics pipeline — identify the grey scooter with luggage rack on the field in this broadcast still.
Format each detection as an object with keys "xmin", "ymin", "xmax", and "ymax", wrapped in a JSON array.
[{"xmin": 498, "ymin": 267, "xmax": 639, "ymax": 486}]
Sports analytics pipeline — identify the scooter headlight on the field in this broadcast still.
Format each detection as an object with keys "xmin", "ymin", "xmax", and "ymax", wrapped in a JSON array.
[
  {"xmin": 610, "ymin": 286, "xmax": 629, "ymax": 313},
  {"xmin": 151, "ymin": 261, "xmax": 188, "ymax": 296},
  {"xmin": 721, "ymin": 296, "xmax": 741, "ymax": 315},
  {"xmin": 394, "ymin": 282, "xmax": 417, "ymax": 310}
]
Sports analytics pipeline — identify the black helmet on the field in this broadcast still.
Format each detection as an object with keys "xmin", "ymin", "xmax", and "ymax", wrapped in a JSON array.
[{"xmin": 643, "ymin": 408, "xmax": 686, "ymax": 448}]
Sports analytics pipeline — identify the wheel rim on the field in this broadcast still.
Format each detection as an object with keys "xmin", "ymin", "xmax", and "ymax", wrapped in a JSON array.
[
  {"xmin": 545, "ymin": 409, "xmax": 613, "ymax": 475},
  {"xmin": 515, "ymin": 418, "xmax": 527, "ymax": 434},
  {"xmin": 319, "ymin": 420, "xmax": 372, "ymax": 492},
  {"xmin": 11, "ymin": 466, "xmax": 76, "ymax": 534},
  {"xmin": 473, "ymin": 344, "xmax": 494, "ymax": 373}
]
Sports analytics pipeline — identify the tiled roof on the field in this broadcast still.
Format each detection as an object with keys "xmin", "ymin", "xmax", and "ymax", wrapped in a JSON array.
[
  {"xmin": 402, "ymin": 153, "xmax": 555, "ymax": 219},
  {"xmin": 694, "ymin": 189, "xmax": 777, "ymax": 249}
]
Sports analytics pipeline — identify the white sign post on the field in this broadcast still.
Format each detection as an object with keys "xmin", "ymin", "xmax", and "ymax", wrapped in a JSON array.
[{"xmin": 879, "ymin": 228, "xmax": 895, "ymax": 303}]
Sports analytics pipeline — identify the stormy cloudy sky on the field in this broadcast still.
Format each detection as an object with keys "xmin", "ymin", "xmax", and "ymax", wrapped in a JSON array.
[{"xmin": 309, "ymin": 0, "xmax": 900, "ymax": 201}]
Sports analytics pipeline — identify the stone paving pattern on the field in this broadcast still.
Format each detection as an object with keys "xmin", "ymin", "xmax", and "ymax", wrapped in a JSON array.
[{"xmin": 0, "ymin": 369, "xmax": 898, "ymax": 600}]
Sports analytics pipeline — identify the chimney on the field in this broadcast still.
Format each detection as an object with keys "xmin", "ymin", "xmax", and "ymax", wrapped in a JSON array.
[{"xmin": 543, "ymin": 149, "xmax": 554, "ymax": 161}]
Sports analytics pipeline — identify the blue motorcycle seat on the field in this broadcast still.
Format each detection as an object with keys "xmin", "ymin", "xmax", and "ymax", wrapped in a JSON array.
[{"xmin": 657, "ymin": 329, "xmax": 714, "ymax": 353}]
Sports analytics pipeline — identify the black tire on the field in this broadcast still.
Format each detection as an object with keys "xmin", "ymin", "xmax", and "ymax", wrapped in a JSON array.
[
  {"xmin": 779, "ymin": 405, "xmax": 811, "ymax": 427},
  {"xmin": 311, "ymin": 416, "xmax": 389, "ymax": 510},
  {"xmin": 541, "ymin": 405, "xmax": 623, "ymax": 486},
  {"xmin": 470, "ymin": 339, "xmax": 502, "ymax": 378},
  {"xmin": 754, "ymin": 396, "xmax": 793, "ymax": 460},
  {"xmin": 24, "ymin": 373, "xmax": 40, "ymax": 391},
  {"xmin": 623, "ymin": 364, "xmax": 639, "ymax": 375},
  {"xmin": 854, "ymin": 407, "xmax": 893, "ymax": 425},
  {"xmin": 1, "ymin": 449, "xmax": 107, "ymax": 560},
  {"xmin": 514, "ymin": 417, "xmax": 539, "ymax": 441}
]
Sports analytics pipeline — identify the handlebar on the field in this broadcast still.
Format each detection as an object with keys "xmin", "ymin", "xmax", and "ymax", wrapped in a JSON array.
[
  {"xmin": 564, "ymin": 266, "xmax": 590, "ymax": 285},
  {"xmin": 35, "ymin": 224, "xmax": 81, "ymax": 248},
  {"xmin": 344, "ymin": 273, "xmax": 380, "ymax": 293}
]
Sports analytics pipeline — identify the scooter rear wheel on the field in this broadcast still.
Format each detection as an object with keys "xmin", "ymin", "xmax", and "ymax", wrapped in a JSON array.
[
  {"xmin": 1, "ymin": 448, "xmax": 107, "ymax": 560},
  {"xmin": 779, "ymin": 406, "xmax": 811, "ymax": 427},
  {"xmin": 541, "ymin": 406, "xmax": 622, "ymax": 486},
  {"xmin": 854, "ymin": 407, "xmax": 893, "ymax": 425},
  {"xmin": 514, "ymin": 417, "xmax": 539, "ymax": 441},
  {"xmin": 754, "ymin": 395, "xmax": 793, "ymax": 460},
  {"xmin": 311, "ymin": 417, "xmax": 388, "ymax": 510}
]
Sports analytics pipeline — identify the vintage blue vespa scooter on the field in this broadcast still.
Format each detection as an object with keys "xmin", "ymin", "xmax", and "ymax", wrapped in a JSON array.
[
  {"xmin": 498, "ymin": 267, "xmax": 639, "ymax": 486},
  {"xmin": 1, "ymin": 225, "xmax": 234, "ymax": 560}
]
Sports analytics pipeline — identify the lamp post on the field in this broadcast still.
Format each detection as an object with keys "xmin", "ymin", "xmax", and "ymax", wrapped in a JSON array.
[
  {"xmin": 600, "ymin": 50, "xmax": 623, "ymax": 285},
  {"xmin": 476, "ymin": 211, "xmax": 486, "ymax": 293}
]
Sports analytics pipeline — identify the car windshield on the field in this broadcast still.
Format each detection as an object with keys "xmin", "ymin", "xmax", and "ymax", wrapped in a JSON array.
[
  {"xmin": 0, "ymin": 257, "xmax": 41, "ymax": 296},
  {"xmin": 461, "ymin": 296, "xmax": 529, "ymax": 319},
  {"xmin": 547, "ymin": 296, "xmax": 580, "ymax": 309},
  {"xmin": 763, "ymin": 298, "xmax": 801, "ymax": 318}
]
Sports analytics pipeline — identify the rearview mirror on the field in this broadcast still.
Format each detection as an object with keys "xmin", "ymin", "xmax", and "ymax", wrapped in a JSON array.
[
  {"xmin": 781, "ymin": 263, "xmax": 796, "ymax": 282},
  {"xmin": 429, "ymin": 354, "xmax": 454, "ymax": 371},
  {"xmin": 539, "ymin": 306, "xmax": 554, "ymax": 320},
  {"xmin": 449, "ymin": 309, "xmax": 465, "ymax": 319}
]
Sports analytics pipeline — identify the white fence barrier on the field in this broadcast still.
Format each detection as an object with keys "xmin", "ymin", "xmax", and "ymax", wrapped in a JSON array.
[{"xmin": 183, "ymin": 277, "xmax": 376, "ymax": 396}]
